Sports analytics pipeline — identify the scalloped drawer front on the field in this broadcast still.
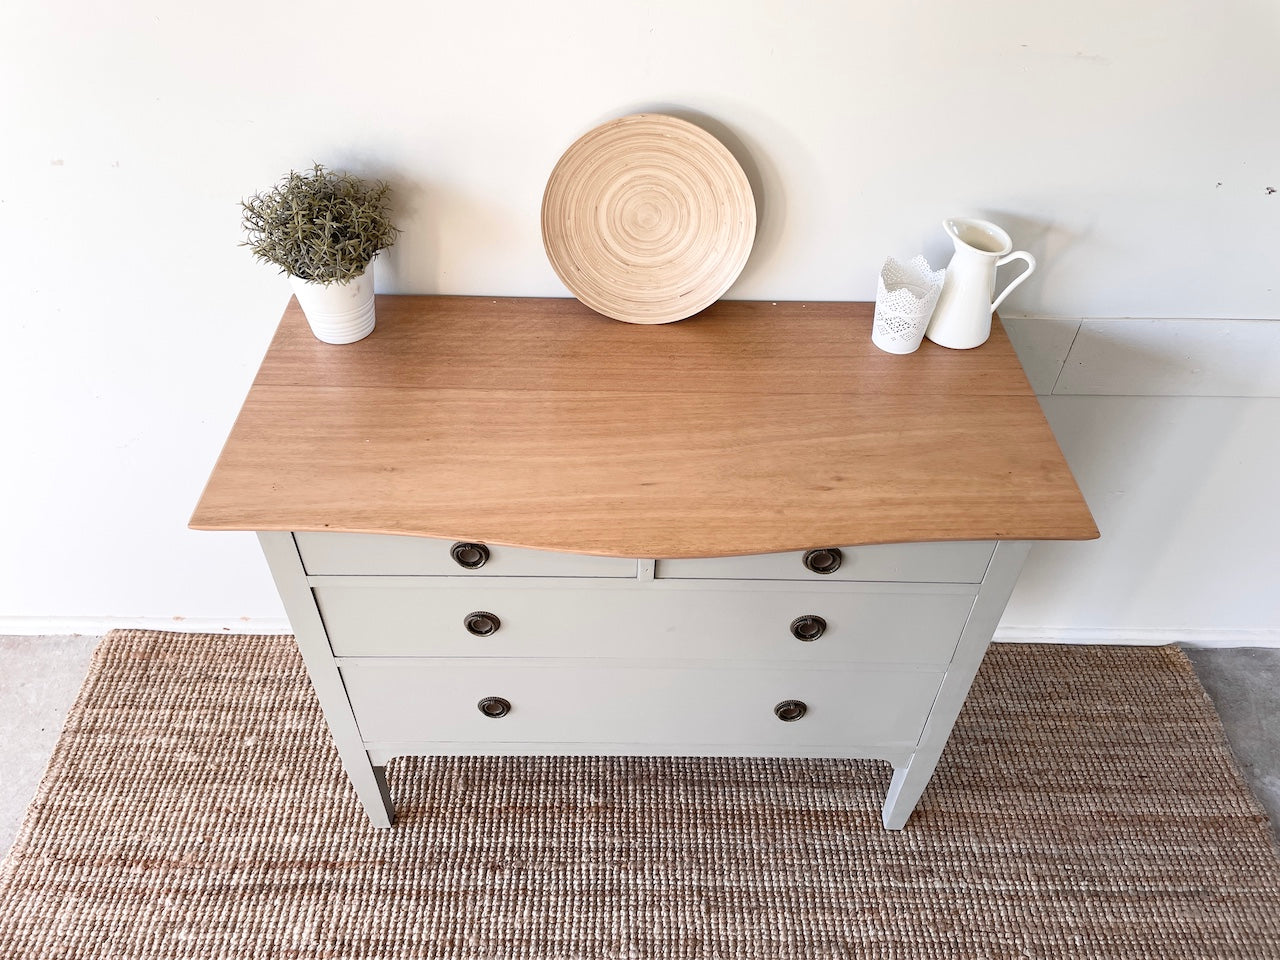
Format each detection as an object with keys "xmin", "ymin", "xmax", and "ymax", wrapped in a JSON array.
[
  {"xmin": 294, "ymin": 532, "xmax": 638, "ymax": 577},
  {"xmin": 655, "ymin": 541, "xmax": 995, "ymax": 583},
  {"xmin": 314, "ymin": 581, "xmax": 977, "ymax": 665},
  {"xmin": 340, "ymin": 659, "xmax": 945, "ymax": 748}
]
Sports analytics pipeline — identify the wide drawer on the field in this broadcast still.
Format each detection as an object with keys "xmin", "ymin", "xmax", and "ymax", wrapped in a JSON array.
[
  {"xmin": 654, "ymin": 541, "xmax": 995, "ymax": 583},
  {"xmin": 314, "ymin": 579, "xmax": 977, "ymax": 665},
  {"xmin": 340, "ymin": 659, "xmax": 944, "ymax": 748},
  {"xmin": 294, "ymin": 532, "xmax": 638, "ymax": 578}
]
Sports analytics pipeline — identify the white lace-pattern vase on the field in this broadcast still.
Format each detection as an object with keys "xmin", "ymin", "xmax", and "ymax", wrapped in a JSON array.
[{"xmin": 872, "ymin": 255, "xmax": 945, "ymax": 355}]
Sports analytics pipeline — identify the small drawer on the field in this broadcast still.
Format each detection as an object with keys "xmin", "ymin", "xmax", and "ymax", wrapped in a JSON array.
[
  {"xmin": 294, "ymin": 532, "xmax": 638, "ymax": 578},
  {"xmin": 340, "ymin": 659, "xmax": 944, "ymax": 748},
  {"xmin": 655, "ymin": 541, "xmax": 995, "ymax": 583},
  {"xmin": 314, "ymin": 579, "xmax": 976, "ymax": 665}
]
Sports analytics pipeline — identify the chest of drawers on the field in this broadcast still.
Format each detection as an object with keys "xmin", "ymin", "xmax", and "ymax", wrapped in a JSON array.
[{"xmin": 194, "ymin": 297, "xmax": 1096, "ymax": 829}]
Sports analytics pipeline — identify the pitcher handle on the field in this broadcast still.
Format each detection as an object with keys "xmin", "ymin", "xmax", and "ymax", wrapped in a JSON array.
[{"xmin": 990, "ymin": 251, "xmax": 1037, "ymax": 314}]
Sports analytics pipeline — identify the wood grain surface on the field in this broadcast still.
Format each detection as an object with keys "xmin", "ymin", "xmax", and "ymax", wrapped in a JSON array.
[
  {"xmin": 190, "ymin": 296, "xmax": 1098, "ymax": 557},
  {"xmin": 541, "ymin": 114, "xmax": 756, "ymax": 324}
]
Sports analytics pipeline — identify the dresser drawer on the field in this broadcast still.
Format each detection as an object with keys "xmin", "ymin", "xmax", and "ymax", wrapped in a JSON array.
[
  {"xmin": 294, "ymin": 532, "xmax": 638, "ymax": 578},
  {"xmin": 654, "ymin": 541, "xmax": 995, "ymax": 583},
  {"xmin": 314, "ymin": 580, "xmax": 976, "ymax": 665},
  {"xmin": 340, "ymin": 659, "xmax": 944, "ymax": 748}
]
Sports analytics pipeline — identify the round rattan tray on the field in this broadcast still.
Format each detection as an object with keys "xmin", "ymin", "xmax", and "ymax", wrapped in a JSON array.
[{"xmin": 541, "ymin": 114, "xmax": 756, "ymax": 324}]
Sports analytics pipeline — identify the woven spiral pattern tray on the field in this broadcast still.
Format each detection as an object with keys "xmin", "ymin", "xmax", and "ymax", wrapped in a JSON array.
[
  {"xmin": 541, "ymin": 114, "xmax": 756, "ymax": 324},
  {"xmin": 2, "ymin": 631, "xmax": 1279, "ymax": 959}
]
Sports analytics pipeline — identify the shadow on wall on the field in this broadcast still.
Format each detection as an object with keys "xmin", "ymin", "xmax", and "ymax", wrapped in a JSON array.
[
  {"xmin": 309, "ymin": 149, "xmax": 436, "ymax": 294},
  {"xmin": 982, "ymin": 209, "xmax": 1087, "ymax": 315},
  {"xmin": 370, "ymin": 168, "xmax": 433, "ymax": 295},
  {"xmin": 322, "ymin": 152, "xmax": 532, "ymax": 296},
  {"xmin": 915, "ymin": 211, "xmax": 1086, "ymax": 317},
  {"xmin": 329, "ymin": 104, "xmax": 800, "ymax": 298}
]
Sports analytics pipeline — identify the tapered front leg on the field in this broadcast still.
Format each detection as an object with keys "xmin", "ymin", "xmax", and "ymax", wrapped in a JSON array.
[
  {"xmin": 258, "ymin": 531, "xmax": 397, "ymax": 828},
  {"xmin": 881, "ymin": 540, "xmax": 1033, "ymax": 830},
  {"xmin": 361, "ymin": 765, "xmax": 395, "ymax": 828},
  {"xmin": 882, "ymin": 752, "xmax": 944, "ymax": 830}
]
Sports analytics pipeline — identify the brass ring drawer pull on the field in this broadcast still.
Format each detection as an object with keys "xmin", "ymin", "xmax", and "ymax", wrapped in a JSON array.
[
  {"xmin": 802, "ymin": 547, "xmax": 843, "ymax": 575},
  {"xmin": 789, "ymin": 615, "xmax": 827, "ymax": 641},
  {"xmin": 464, "ymin": 611, "xmax": 501, "ymax": 637},
  {"xmin": 450, "ymin": 541, "xmax": 490, "ymax": 569},
  {"xmin": 477, "ymin": 696, "xmax": 511, "ymax": 718},
  {"xmin": 774, "ymin": 699, "xmax": 807, "ymax": 722}
]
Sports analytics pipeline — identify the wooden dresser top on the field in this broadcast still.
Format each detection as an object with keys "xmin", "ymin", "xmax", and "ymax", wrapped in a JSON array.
[{"xmin": 190, "ymin": 296, "xmax": 1097, "ymax": 557}]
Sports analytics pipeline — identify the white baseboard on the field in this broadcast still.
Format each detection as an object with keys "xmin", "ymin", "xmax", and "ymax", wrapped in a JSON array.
[
  {"xmin": 994, "ymin": 626, "xmax": 1280, "ymax": 649},
  {"xmin": 0, "ymin": 617, "xmax": 292, "ymax": 637},
  {"xmin": 3, "ymin": 618, "xmax": 1277, "ymax": 649}
]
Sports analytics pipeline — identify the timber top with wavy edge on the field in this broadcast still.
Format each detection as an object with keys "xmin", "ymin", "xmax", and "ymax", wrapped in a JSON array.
[{"xmin": 189, "ymin": 296, "xmax": 1098, "ymax": 557}]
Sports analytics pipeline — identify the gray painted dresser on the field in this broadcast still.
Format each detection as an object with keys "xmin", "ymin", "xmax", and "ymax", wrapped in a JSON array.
[{"xmin": 192, "ymin": 296, "xmax": 1097, "ymax": 829}]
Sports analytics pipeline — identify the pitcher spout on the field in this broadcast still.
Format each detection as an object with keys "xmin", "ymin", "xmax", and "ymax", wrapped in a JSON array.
[{"xmin": 944, "ymin": 218, "xmax": 1013, "ymax": 257}]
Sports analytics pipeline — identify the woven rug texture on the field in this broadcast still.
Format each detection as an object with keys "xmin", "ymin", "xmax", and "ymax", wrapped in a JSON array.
[{"xmin": 1, "ymin": 630, "xmax": 1279, "ymax": 959}]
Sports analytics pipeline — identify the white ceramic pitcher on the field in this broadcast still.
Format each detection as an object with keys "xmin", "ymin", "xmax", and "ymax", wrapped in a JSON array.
[{"xmin": 924, "ymin": 218, "xmax": 1036, "ymax": 350}]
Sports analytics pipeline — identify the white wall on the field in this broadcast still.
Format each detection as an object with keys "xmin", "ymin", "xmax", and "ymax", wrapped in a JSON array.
[
  {"xmin": 1000, "ymin": 319, "xmax": 1280, "ymax": 646},
  {"xmin": 1, "ymin": 2, "xmax": 1277, "ymax": 635}
]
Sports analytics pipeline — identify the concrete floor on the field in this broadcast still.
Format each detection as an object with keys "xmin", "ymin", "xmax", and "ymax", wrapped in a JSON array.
[
  {"xmin": 1, "ymin": 636, "xmax": 1277, "ymax": 859},
  {"xmin": 0, "ymin": 635, "xmax": 101, "ymax": 858},
  {"xmin": 1184, "ymin": 646, "xmax": 1280, "ymax": 837}
]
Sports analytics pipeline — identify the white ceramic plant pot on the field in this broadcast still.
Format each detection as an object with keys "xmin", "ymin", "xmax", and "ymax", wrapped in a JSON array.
[{"xmin": 289, "ymin": 265, "xmax": 376, "ymax": 344}]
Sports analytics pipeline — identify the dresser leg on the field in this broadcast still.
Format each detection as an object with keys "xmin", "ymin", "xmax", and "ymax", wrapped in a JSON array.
[
  {"xmin": 882, "ymin": 752, "xmax": 941, "ymax": 830},
  {"xmin": 355, "ymin": 763, "xmax": 395, "ymax": 828},
  {"xmin": 882, "ymin": 540, "xmax": 1033, "ymax": 830},
  {"xmin": 258, "ymin": 532, "xmax": 398, "ymax": 828},
  {"xmin": 334, "ymin": 755, "xmax": 396, "ymax": 827}
]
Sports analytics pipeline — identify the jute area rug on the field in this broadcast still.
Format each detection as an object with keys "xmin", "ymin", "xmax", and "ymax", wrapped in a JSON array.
[{"xmin": 2, "ymin": 632, "xmax": 1279, "ymax": 959}]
